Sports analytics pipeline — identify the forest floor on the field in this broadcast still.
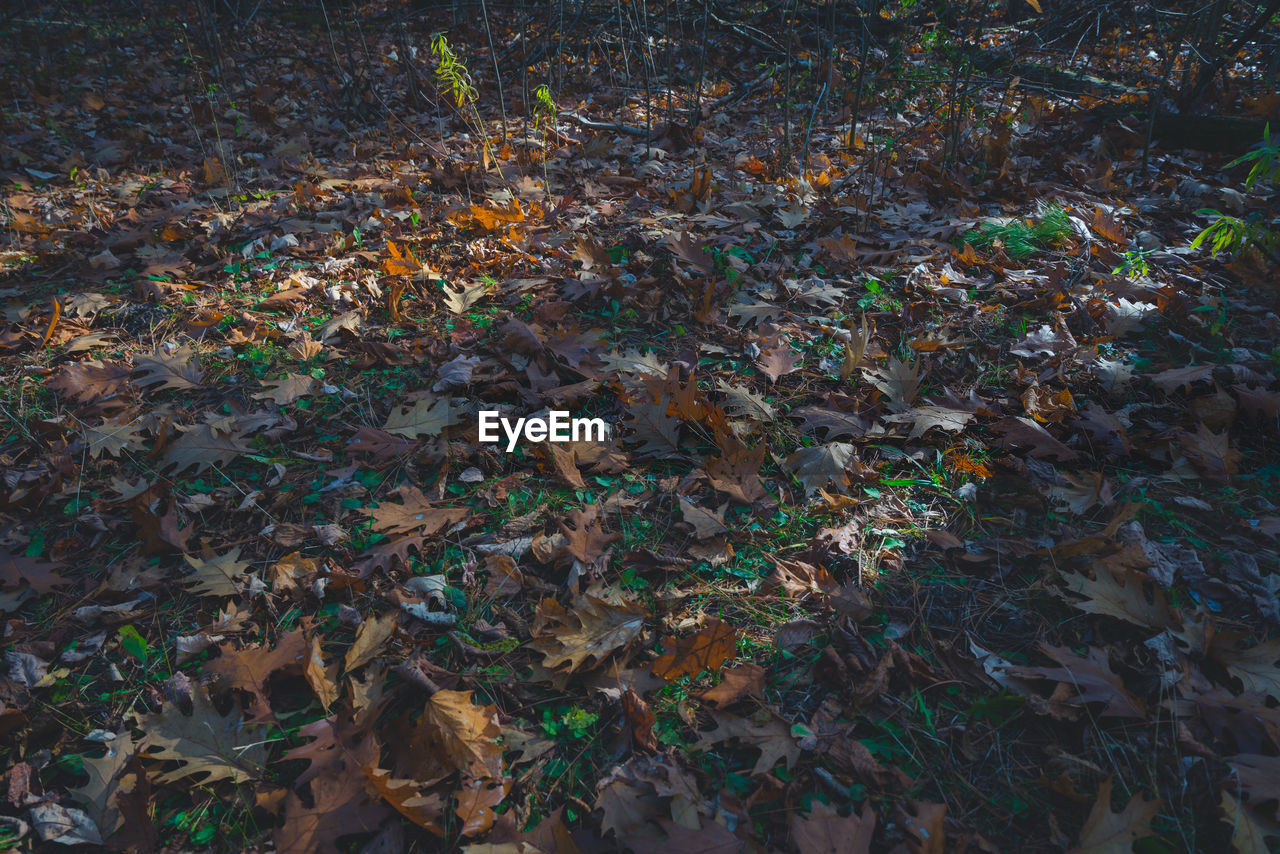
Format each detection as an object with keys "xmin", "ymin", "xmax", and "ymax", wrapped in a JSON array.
[{"xmin": 1, "ymin": 2, "xmax": 1279, "ymax": 852}]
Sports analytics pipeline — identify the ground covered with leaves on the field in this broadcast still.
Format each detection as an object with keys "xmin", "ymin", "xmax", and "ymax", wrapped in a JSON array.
[{"xmin": 2, "ymin": 2, "xmax": 1280, "ymax": 852}]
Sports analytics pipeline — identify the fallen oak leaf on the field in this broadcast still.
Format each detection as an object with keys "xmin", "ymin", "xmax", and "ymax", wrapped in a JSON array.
[
  {"xmin": 253, "ymin": 373, "xmax": 319, "ymax": 406},
  {"xmin": 132, "ymin": 345, "xmax": 204, "ymax": 391},
  {"xmin": 49, "ymin": 360, "xmax": 131, "ymax": 402},
  {"xmin": 790, "ymin": 801, "xmax": 876, "ymax": 854},
  {"xmin": 1056, "ymin": 564, "xmax": 1178, "ymax": 631},
  {"xmin": 756, "ymin": 343, "xmax": 802, "ymax": 383},
  {"xmin": 992, "ymin": 416, "xmax": 1078, "ymax": 461},
  {"xmin": 785, "ymin": 442, "xmax": 857, "ymax": 496},
  {"xmin": 133, "ymin": 688, "xmax": 266, "ymax": 784},
  {"xmin": 442, "ymin": 280, "xmax": 490, "ymax": 315},
  {"xmin": 652, "ymin": 618, "xmax": 736, "ymax": 682},
  {"xmin": 159, "ymin": 423, "xmax": 250, "ymax": 475},
  {"xmin": 1069, "ymin": 776, "xmax": 1160, "ymax": 854},
  {"xmin": 205, "ymin": 629, "xmax": 309, "ymax": 721},
  {"xmin": 383, "ymin": 395, "xmax": 461, "ymax": 438},
  {"xmin": 363, "ymin": 767, "xmax": 444, "ymax": 833},
  {"xmin": 1177, "ymin": 424, "xmax": 1241, "ymax": 485},
  {"xmin": 678, "ymin": 498, "xmax": 728, "ymax": 540},
  {"xmin": 1007, "ymin": 643, "xmax": 1145, "ymax": 718},
  {"xmin": 361, "ymin": 486, "xmax": 468, "ymax": 536},
  {"xmin": 182, "ymin": 546, "xmax": 249, "ymax": 598},
  {"xmin": 304, "ymin": 635, "xmax": 339, "ymax": 714},
  {"xmin": 696, "ymin": 662, "xmax": 766, "ymax": 708},
  {"xmin": 423, "ymin": 689, "xmax": 504, "ymax": 779},
  {"xmin": 693, "ymin": 711, "xmax": 799, "ymax": 777},
  {"xmin": 343, "ymin": 612, "xmax": 398, "ymax": 673},
  {"xmin": 455, "ymin": 776, "xmax": 512, "ymax": 837},
  {"xmin": 622, "ymin": 687, "xmax": 658, "ymax": 753},
  {"xmin": 530, "ymin": 588, "xmax": 647, "ymax": 674},
  {"xmin": 883, "ymin": 405, "xmax": 974, "ymax": 439}
]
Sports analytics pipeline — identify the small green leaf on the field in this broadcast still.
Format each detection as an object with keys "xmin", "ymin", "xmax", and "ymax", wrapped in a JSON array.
[{"xmin": 118, "ymin": 625, "xmax": 149, "ymax": 666}]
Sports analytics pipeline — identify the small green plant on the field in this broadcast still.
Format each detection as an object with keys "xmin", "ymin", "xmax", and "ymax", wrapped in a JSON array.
[
  {"xmin": 531, "ymin": 83, "xmax": 558, "ymax": 192},
  {"xmin": 431, "ymin": 34, "xmax": 478, "ymax": 108},
  {"xmin": 430, "ymin": 34, "xmax": 505, "ymax": 188},
  {"xmin": 1229, "ymin": 123, "xmax": 1279, "ymax": 190},
  {"xmin": 963, "ymin": 202, "xmax": 1072, "ymax": 258},
  {"xmin": 1191, "ymin": 127, "xmax": 1279, "ymax": 260},
  {"xmin": 1191, "ymin": 211, "xmax": 1252, "ymax": 256},
  {"xmin": 1113, "ymin": 248, "xmax": 1153, "ymax": 278},
  {"xmin": 541, "ymin": 705, "xmax": 599, "ymax": 741}
]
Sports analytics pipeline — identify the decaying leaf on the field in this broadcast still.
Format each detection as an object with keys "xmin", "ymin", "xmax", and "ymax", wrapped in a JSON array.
[
  {"xmin": 134, "ymin": 688, "xmax": 266, "ymax": 784},
  {"xmin": 423, "ymin": 689, "xmax": 504, "ymax": 779},
  {"xmin": 652, "ymin": 618, "xmax": 736, "ymax": 682},
  {"xmin": 1069, "ymin": 776, "xmax": 1159, "ymax": 854},
  {"xmin": 531, "ymin": 589, "xmax": 647, "ymax": 673}
]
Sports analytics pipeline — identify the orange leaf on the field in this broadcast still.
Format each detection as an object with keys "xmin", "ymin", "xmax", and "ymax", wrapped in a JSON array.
[
  {"xmin": 652, "ymin": 617, "xmax": 736, "ymax": 682},
  {"xmin": 454, "ymin": 776, "xmax": 512, "ymax": 837}
]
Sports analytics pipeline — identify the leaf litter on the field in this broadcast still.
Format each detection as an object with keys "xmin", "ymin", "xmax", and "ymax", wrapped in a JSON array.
[{"xmin": 0, "ymin": 1, "xmax": 1279, "ymax": 852}]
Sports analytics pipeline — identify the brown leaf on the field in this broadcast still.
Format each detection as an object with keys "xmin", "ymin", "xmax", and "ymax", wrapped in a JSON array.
[
  {"xmin": 706, "ymin": 436, "xmax": 768, "ymax": 504},
  {"xmin": 545, "ymin": 442, "xmax": 586, "ymax": 488},
  {"xmin": 383, "ymin": 395, "xmax": 461, "ymax": 438},
  {"xmin": 206, "ymin": 629, "xmax": 309, "ymax": 720},
  {"xmin": 182, "ymin": 546, "xmax": 249, "ymax": 597},
  {"xmin": 49, "ymin": 360, "xmax": 131, "ymax": 402},
  {"xmin": 678, "ymin": 498, "xmax": 728, "ymax": 539},
  {"xmin": 304, "ymin": 636, "xmax": 339, "ymax": 713},
  {"xmin": 757, "ymin": 343, "xmax": 802, "ymax": 383},
  {"xmin": 276, "ymin": 759, "xmax": 387, "ymax": 854},
  {"xmin": 652, "ymin": 618, "xmax": 736, "ymax": 682},
  {"xmin": 346, "ymin": 426, "xmax": 419, "ymax": 461},
  {"xmin": 0, "ymin": 550, "xmax": 68, "ymax": 594},
  {"xmin": 132, "ymin": 345, "xmax": 204, "ymax": 391},
  {"xmin": 1091, "ymin": 206, "xmax": 1127, "ymax": 243},
  {"xmin": 1070, "ymin": 776, "xmax": 1159, "ymax": 854},
  {"xmin": 785, "ymin": 442, "xmax": 857, "ymax": 496},
  {"xmin": 1056, "ymin": 564, "xmax": 1177, "ymax": 631},
  {"xmin": 423, "ymin": 689, "xmax": 504, "ymax": 779},
  {"xmin": 362, "ymin": 487, "xmax": 467, "ymax": 537},
  {"xmin": 791, "ymin": 802, "xmax": 876, "ymax": 854},
  {"xmin": 898, "ymin": 800, "xmax": 946, "ymax": 854},
  {"xmin": 133, "ymin": 689, "xmax": 266, "ymax": 784},
  {"xmin": 131, "ymin": 492, "xmax": 191, "ymax": 555},
  {"xmin": 624, "ymin": 399, "xmax": 685, "ymax": 457},
  {"xmin": 530, "ymin": 589, "xmax": 647, "ymax": 673},
  {"xmin": 696, "ymin": 663, "xmax": 766, "ymax": 708},
  {"xmin": 694, "ymin": 711, "xmax": 799, "ymax": 776},
  {"xmin": 1177, "ymin": 424, "xmax": 1241, "ymax": 484},
  {"xmin": 83, "ymin": 416, "xmax": 147, "ymax": 459},
  {"xmin": 993, "ymin": 416, "xmax": 1078, "ymax": 461},
  {"xmin": 68, "ymin": 731, "xmax": 136, "ymax": 837},
  {"xmin": 665, "ymin": 231, "xmax": 716, "ymax": 275},
  {"xmin": 253, "ymin": 373, "xmax": 318, "ymax": 406},
  {"xmin": 160, "ymin": 423, "xmax": 250, "ymax": 475},
  {"xmin": 883, "ymin": 404, "xmax": 974, "ymax": 439},
  {"xmin": 454, "ymin": 776, "xmax": 512, "ymax": 837},
  {"xmin": 558, "ymin": 504, "xmax": 620, "ymax": 563},
  {"xmin": 1008, "ymin": 643, "xmax": 1145, "ymax": 718},
  {"xmin": 596, "ymin": 753, "xmax": 703, "ymax": 842},
  {"xmin": 1214, "ymin": 638, "xmax": 1280, "ymax": 700},
  {"xmin": 363, "ymin": 767, "xmax": 444, "ymax": 832},
  {"xmin": 343, "ymin": 613, "xmax": 397, "ymax": 673},
  {"xmin": 622, "ymin": 687, "xmax": 658, "ymax": 753},
  {"xmin": 865, "ymin": 356, "xmax": 922, "ymax": 412},
  {"xmin": 1023, "ymin": 384, "xmax": 1075, "ymax": 423}
]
